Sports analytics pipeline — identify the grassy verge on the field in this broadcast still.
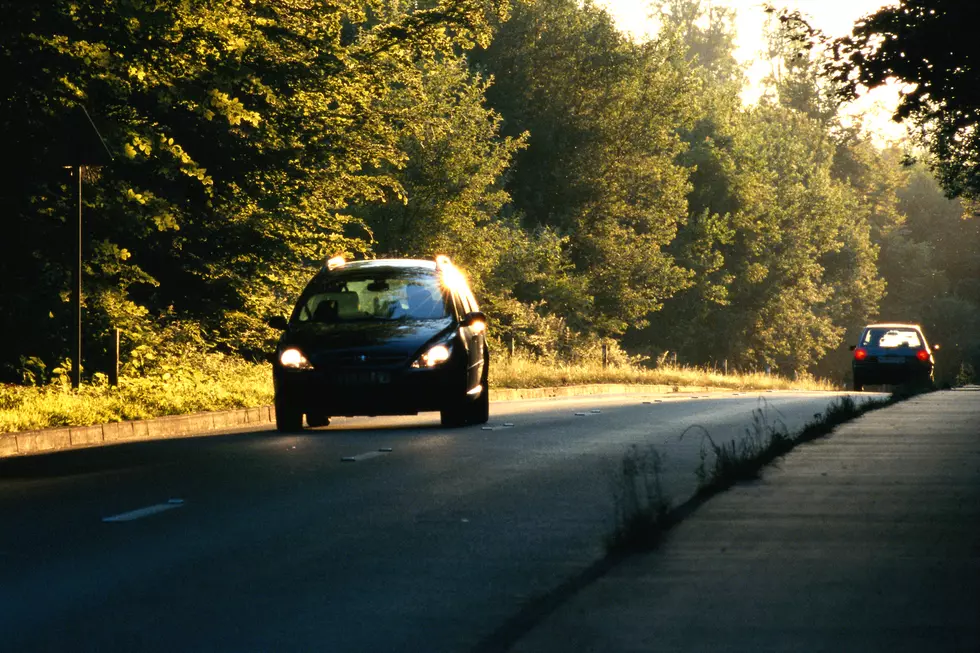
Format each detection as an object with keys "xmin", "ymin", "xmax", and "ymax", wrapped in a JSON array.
[
  {"xmin": 491, "ymin": 355, "xmax": 837, "ymax": 392},
  {"xmin": 0, "ymin": 354, "xmax": 273, "ymax": 434},
  {"xmin": 1, "ymin": 352, "xmax": 837, "ymax": 435},
  {"xmin": 606, "ymin": 390, "xmax": 916, "ymax": 554}
]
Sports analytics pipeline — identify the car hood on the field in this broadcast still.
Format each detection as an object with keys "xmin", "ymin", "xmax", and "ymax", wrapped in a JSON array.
[{"xmin": 280, "ymin": 318, "xmax": 454, "ymax": 364}]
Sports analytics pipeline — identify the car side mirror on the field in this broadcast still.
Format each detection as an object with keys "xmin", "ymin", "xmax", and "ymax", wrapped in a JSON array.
[
  {"xmin": 460, "ymin": 311, "xmax": 486, "ymax": 330},
  {"xmin": 268, "ymin": 315, "xmax": 289, "ymax": 330}
]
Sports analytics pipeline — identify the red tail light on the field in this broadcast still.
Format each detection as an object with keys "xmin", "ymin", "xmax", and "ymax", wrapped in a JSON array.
[
  {"xmin": 853, "ymin": 347, "xmax": 867, "ymax": 361},
  {"xmin": 916, "ymin": 349, "xmax": 930, "ymax": 361}
]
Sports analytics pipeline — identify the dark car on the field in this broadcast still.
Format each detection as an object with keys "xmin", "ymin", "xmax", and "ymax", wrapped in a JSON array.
[
  {"xmin": 270, "ymin": 256, "xmax": 489, "ymax": 431},
  {"xmin": 850, "ymin": 323, "xmax": 938, "ymax": 391}
]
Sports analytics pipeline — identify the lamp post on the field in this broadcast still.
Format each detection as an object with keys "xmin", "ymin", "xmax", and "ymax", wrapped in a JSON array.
[
  {"xmin": 73, "ymin": 163, "xmax": 83, "ymax": 389},
  {"xmin": 62, "ymin": 105, "xmax": 111, "ymax": 389}
]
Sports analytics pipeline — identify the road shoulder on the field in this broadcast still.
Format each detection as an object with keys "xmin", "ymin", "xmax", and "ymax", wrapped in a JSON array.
[
  {"xmin": 0, "ymin": 383, "xmax": 730, "ymax": 458},
  {"xmin": 506, "ymin": 388, "xmax": 980, "ymax": 652}
]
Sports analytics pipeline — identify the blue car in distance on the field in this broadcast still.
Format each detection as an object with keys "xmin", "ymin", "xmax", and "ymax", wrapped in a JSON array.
[{"xmin": 850, "ymin": 323, "xmax": 938, "ymax": 391}]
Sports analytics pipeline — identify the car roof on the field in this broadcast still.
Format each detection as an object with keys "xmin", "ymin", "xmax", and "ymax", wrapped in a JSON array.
[
  {"xmin": 336, "ymin": 259, "xmax": 437, "ymax": 271},
  {"xmin": 862, "ymin": 323, "xmax": 923, "ymax": 330}
]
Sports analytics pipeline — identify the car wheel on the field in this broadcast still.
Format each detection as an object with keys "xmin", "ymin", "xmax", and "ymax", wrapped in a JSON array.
[
  {"xmin": 275, "ymin": 397, "xmax": 303, "ymax": 432},
  {"xmin": 470, "ymin": 361, "xmax": 489, "ymax": 425},
  {"xmin": 912, "ymin": 373, "xmax": 934, "ymax": 391},
  {"xmin": 441, "ymin": 375, "xmax": 470, "ymax": 428},
  {"xmin": 440, "ymin": 401, "xmax": 467, "ymax": 428},
  {"xmin": 306, "ymin": 413, "xmax": 331, "ymax": 428},
  {"xmin": 853, "ymin": 376, "xmax": 864, "ymax": 392}
]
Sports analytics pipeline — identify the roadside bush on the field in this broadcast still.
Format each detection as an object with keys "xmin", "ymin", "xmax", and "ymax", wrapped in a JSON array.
[{"xmin": 0, "ymin": 352, "xmax": 272, "ymax": 434}]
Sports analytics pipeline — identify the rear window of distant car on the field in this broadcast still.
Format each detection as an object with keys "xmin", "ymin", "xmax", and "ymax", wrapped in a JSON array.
[
  {"xmin": 292, "ymin": 267, "xmax": 450, "ymax": 323},
  {"xmin": 861, "ymin": 328, "xmax": 922, "ymax": 349}
]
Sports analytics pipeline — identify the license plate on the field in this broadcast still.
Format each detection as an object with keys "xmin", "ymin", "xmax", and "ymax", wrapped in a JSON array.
[
  {"xmin": 331, "ymin": 371, "xmax": 391, "ymax": 385},
  {"xmin": 878, "ymin": 356, "xmax": 905, "ymax": 364}
]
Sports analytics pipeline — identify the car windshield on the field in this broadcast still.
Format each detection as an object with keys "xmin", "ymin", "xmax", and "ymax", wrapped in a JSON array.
[
  {"xmin": 293, "ymin": 268, "xmax": 450, "ymax": 323},
  {"xmin": 862, "ymin": 328, "xmax": 922, "ymax": 349}
]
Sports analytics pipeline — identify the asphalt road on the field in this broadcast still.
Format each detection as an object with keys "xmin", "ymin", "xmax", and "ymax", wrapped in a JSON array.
[{"xmin": 0, "ymin": 391, "xmax": 877, "ymax": 652}]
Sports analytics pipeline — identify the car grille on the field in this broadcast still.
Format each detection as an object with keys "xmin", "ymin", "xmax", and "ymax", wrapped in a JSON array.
[{"xmin": 313, "ymin": 353, "xmax": 407, "ymax": 367}]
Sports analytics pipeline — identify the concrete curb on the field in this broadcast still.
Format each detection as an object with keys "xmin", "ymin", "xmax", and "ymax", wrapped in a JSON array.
[
  {"xmin": 1, "ymin": 406, "xmax": 274, "ymax": 458},
  {"xmin": 0, "ymin": 384, "xmax": 731, "ymax": 458}
]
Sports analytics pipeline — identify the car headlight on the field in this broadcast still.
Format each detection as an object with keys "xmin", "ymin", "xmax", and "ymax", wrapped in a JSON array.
[
  {"xmin": 280, "ymin": 347, "xmax": 312, "ymax": 369},
  {"xmin": 412, "ymin": 343, "xmax": 452, "ymax": 368}
]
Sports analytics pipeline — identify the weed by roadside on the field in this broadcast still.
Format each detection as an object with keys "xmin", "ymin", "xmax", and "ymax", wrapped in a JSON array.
[
  {"xmin": 606, "ymin": 445, "xmax": 673, "ymax": 554},
  {"xmin": 683, "ymin": 398, "xmax": 793, "ymax": 497},
  {"xmin": 606, "ymin": 390, "xmax": 914, "ymax": 554}
]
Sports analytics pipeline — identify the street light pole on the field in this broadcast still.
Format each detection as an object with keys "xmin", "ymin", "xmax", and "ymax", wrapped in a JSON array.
[
  {"xmin": 62, "ymin": 105, "xmax": 111, "ymax": 390},
  {"xmin": 72, "ymin": 164, "xmax": 83, "ymax": 389}
]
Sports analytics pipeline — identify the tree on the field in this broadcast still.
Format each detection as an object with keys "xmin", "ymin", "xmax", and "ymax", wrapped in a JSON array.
[
  {"xmin": 794, "ymin": 0, "xmax": 980, "ymax": 199},
  {"xmin": 0, "ymin": 0, "xmax": 510, "ymax": 379},
  {"xmin": 636, "ymin": 2, "xmax": 884, "ymax": 375},
  {"xmin": 473, "ymin": 0, "xmax": 698, "ymax": 337}
]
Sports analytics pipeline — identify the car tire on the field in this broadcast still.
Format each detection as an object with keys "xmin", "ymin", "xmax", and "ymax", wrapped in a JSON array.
[
  {"xmin": 306, "ymin": 413, "xmax": 330, "ymax": 429},
  {"xmin": 440, "ymin": 401, "xmax": 467, "ymax": 428},
  {"xmin": 470, "ymin": 361, "xmax": 489, "ymax": 425},
  {"xmin": 306, "ymin": 413, "xmax": 331, "ymax": 428},
  {"xmin": 853, "ymin": 376, "xmax": 864, "ymax": 392},
  {"xmin": 275, "ymin": 397, "xmax": 303, "ymax": 432},
  {"xmin": 441, "ymin": 373, "xmax": 471, "ymax": 427},
  {"xmin": 912, "ymin": 373, "xmax": 934, "ymax": 391}
]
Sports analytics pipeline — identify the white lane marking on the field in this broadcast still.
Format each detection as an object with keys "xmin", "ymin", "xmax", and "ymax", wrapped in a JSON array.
[
  {"xmin": 481, "ymin": 423, "xmax": 516, "ymax": 431},
  {"xmin": 341, "ymin": 449, "xmax": 392, "ymax": 462},
  {"xmin": 103, "ymin": 499, "xmax": 184, "ymax": 523}
]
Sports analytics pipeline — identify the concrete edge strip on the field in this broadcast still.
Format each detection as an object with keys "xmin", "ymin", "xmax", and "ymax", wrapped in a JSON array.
[{"xmin": 0, "ymin": 383, "xmax": 738, "ymax": 459}]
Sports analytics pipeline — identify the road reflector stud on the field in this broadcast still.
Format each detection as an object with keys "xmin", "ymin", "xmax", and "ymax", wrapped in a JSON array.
[
  {"xmin": 341, "ymin": 456, "xmax": 356, "ymax": 462},
  {"xmin": 503, "ymin": 422, "xmax": 514, "ymax": 427},
  {"xmin": 167, "ymin": 498, "xmax": 184, "ymax": 505},
  {"xmin": 574, "ymin": 412, "xmax": 587, "ymax": 416},
  {"xmin": 482, "ymin": 426, "xmax": 493, "ymax": 430},
  {"xmin": 378, "ymin": 448, "xmax": 393, "ymax": 452}
]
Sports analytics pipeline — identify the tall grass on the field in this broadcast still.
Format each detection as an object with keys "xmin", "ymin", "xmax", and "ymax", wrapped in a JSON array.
[
  {"xmin": 0, "ymin": 354, "xmax": 273, "ymax": 434},
  {"xmin": 1, "ymin": 351, "xmax": 838, "ymax": 434},
  {"xmin": 491, "ymin": 353, "xmax": 838, "ymax": 392}
]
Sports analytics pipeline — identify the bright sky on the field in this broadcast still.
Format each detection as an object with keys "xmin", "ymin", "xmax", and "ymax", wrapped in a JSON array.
[{"xmin": 598, "ymin": 0, "xmax": 905, "ymax": 144}]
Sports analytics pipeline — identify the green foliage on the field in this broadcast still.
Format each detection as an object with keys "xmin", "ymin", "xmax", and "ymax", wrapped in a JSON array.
[
  {"xmin": 3, "ymin": 0, "xmax": 977, "ymax": 399},
  {"xmin": 0, "ymin": 352, "xmax": 273, "ymax": 434},
  {"xmin": 0, "ymin": 0, "xmax": 510, "ymax": 379},
  {"xmin": 635, "ymin": 5, "xmax": 885, "ymax": 377},
  {"xmin": 475, "ymin": 0, "xmax": 698, "ymax": 336},
  {"xmin": 825, "ymin": 0, "xmax": 980, "ymax": 199}
]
